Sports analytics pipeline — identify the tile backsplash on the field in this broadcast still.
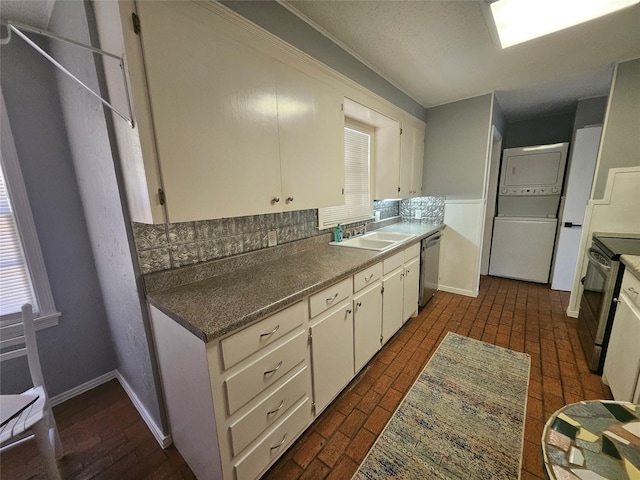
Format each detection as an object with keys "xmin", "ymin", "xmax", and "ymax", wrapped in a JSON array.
[
  {"xmin": 134, "ymin": 197, "xmax": 444, "ymax": 274},
  {"xmin": 400, "ymin": 196, "xmax": 445, "ymax": 223}
]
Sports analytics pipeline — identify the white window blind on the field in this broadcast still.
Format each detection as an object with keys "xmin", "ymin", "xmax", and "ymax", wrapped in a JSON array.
[
  {"xmin": 0, "ymin": 90, "xmax": 59, "ymax": 327},
  {"xmin": 319, "ymin": 124, "xmax": 373, "ymax": 229},
  {"xmin": 0, "ymin": 165, "xmax": 37, "ymax": 316}
]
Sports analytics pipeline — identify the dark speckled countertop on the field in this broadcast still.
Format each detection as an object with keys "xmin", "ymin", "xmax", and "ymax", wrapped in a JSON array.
[{"xmin": 144, "ymin": 222, "xmax": 443, "ymax": 342}]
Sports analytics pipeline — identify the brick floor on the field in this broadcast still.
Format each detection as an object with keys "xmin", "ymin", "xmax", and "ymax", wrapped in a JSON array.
[{"xmin": 1, "ymin": 276, "xmax": 612, "ymax": 479}]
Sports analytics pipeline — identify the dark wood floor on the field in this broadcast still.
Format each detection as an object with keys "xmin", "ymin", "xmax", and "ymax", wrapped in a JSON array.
[{"xmin": 1, "ymin": 276, "xmax": 612, "ymax": 479}]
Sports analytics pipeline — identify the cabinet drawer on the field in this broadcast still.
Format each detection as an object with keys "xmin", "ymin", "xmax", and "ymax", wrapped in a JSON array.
[
  {"xmin": 383, "ymin": 252, "xmax": 404, "ymax": 275},
  {"xmin": 229, "ymin": 366, "xmax": 308, "ymax": 456},
  {"xmin": 234, "ymin": 397, "xmax": 310, "ymax": 480},
  {"xmin": 622, "ymin": 269, "xmax": 640, "ymax": 310},
  {"xmin": 225, "ymin": 331, "xmax": 307, "ymax": 415},
  {"xmin": 354, "ymin": 262, "xmax": 382, "ymax": 293},
  {"xmin": 220, "ymin": 302, "xmax": 305, "ymax": 370},
  {"xmin": 404, "ymin": 243, "xmax": 420, "ymax": 262},
  {"xmin": 309, "ymin": 278, "xmax": 351, "ymax": 318}
]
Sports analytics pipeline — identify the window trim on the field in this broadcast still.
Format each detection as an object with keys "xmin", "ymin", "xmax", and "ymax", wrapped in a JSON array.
[
  {"xmin": 318, "ymin": 119, "xmax": 375, "ymax": 229},
  {"xmin": 1, "ymin": 90, "xmax": 60, "ymax": 329}
]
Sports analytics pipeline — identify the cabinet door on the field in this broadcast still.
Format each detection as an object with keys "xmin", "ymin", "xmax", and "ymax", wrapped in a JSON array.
[
  {"xmin": 603, "ymin": 294, "xmax": 640, "ymax": 402},
  {"xmin": 412, "ymin": 123, "xmax": 425, "ymax": 196},
  {"xmin": 137, "ymin": 1, "xmax": 282, "ymax": 222},
  {"xmin": 309, "ymin": 304, "xmax": 354, "ymax": 414},
  {"xmin": 382, "ymin": 269, "xmax": 403, "ymax": 344},
  {"xmin": 374, "ymin": 122, "xmax": 401, "ymax": 200},
  {"xmin": 278, "ymin": 65, "xmax": 345, "ymax": 211},
  {"xmin": 399, "ymin": 118, "xmax": 426, "ymax": 198},
  {"xmin": 353, "ymin": 284, "xmax": 383, "ymax": 372},
  {"xmin": 403, "ymin": 258, "xmax": 420, "ymax": 322}
]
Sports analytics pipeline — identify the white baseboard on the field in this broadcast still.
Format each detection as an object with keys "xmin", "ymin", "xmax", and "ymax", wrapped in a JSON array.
[
  {"xmin": 566, "ymin": 307, "xmax": 579, "ymax": 318},
  {"xmin": 438, "ymin": 285, "xmax": 478, "ymax": 298},
  {"xmin": 116, "ymin": 372, "xmax": 172, "ymax": 449},
  {"xmin": 49, "ymin": 370, "xmax": 171, "ymax": 449},
  {"xmin": 50, "ymin": 370, "xmax": 117, "ymax": 406}
]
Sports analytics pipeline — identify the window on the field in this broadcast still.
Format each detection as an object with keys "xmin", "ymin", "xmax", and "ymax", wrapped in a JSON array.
[
  {"xmin": 319, "ymin": 121, "xmax": 373, "ymax": 229},
  {"xmin": 0, "ymin": 91, "xmax": 59, "ymax": 327}
]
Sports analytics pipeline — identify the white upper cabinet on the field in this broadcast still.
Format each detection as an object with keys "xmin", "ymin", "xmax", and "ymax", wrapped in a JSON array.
[
  {"xmin": 277, "ymin": 66, "xmax": 345, "ymax": 211},
  {"xmin": 138, "ymin": 1, "xmax": 283, "ymax": 222},
  {"xmin": 399, "ymin": 116, "xmax": 426, "ymax": 198},
  {"xmin": 126, "ymin": 1, "xmax": 345, "ymax": 223}
]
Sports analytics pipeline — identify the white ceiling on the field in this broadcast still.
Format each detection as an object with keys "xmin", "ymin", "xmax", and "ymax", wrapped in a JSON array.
[
  {"xmin": 282, "ymin": 0, "xmax": 640, "ymax": 120},
  {"xmin": 2, "ymin": 1, "xmax": 638, "ymax": 120}
]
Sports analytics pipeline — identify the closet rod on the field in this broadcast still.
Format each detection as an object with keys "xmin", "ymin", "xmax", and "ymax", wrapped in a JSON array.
[{"xmin": 3, "ymin": 20, "xmax": 134, "ymax": 128}]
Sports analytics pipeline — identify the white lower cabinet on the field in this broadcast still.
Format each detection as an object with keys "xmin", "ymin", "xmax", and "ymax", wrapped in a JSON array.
[
  {"xmin": 382, "ymin": 269, "xmax": 404, "ymax": 344},
  {"xmin": 403, "ymin": 257, "xmax": 420, "ymax": 322},
  {"xmin": 149, "ymin": 243, "xmax": 426, "ymax": 480},
  {"xmin": 309, "ymin": 302, "xmax": 354, "ymax": 414},
  {"xmin": 354, "ymin": 282, "xmax": 383, "ymax": 372}
]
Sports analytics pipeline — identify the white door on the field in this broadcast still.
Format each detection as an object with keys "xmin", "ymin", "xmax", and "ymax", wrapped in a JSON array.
[
  {"xmin": 403, "ymin": 258, "xmax": 420, "ymax": 322},
  {"xmin": 277, "ymin": 65, "xmax": 345, "ymax": 211},
  {"xmin": 382, "ymin": 269, "xmax": 403, "ymax": 344},
  {"xmin": 353, "ymin": 284, "xmax": 382, "ymax": 372},
  {"xmin": 309, "ymin": 304, "xmax": 354, "ymax": 413},
  {"xmin": 551, "ymin": 126, "xmax": 602, "ymax": 291},
  {"xmin": 138, "ymin": 1, "xmax": 283, "ymax": 222}
]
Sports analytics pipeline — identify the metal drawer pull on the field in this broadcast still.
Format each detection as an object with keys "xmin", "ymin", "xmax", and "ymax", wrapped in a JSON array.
[
  {"xmin": 346, "ymin": 309, "xmax": 352, "ymax": 315},
  {"xmin": 260, "ymin": 324, "xmax": 280, "ymax": 338},
  {"xmin": 264, "ymin": 361, "xmax": 283, "ymax": 376},
  {"xmin": 326, "ymin": 292, "xmax": 339, "ymax": 303},
  {"xmin": 267, "ymin": 398, "xmax": 285, "ymax": 416},
  {"xmin": 287, "ymin": 196, "xmax": 294, "ymax": 202},
  {"xmin": 270, "ymin": 432, "xmax": 287, "ymax": 451},
  {"xmin": 365, "ymin": 273, "xmax": 374, "ymax": 282}
]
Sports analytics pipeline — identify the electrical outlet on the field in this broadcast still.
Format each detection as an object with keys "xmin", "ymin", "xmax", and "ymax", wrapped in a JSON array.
[
  {"xmin": 267, "ymin": 230, "xmax": 277, "ymax": 247},
  {"xmin": 415, "ymin": 210, "xmax": 422, "ymax": 219}
]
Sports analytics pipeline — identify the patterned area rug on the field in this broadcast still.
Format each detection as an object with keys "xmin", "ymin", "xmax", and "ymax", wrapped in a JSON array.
[{"xmin": 354, "ymin": 332, "xmax": 530, "ymax": 479}]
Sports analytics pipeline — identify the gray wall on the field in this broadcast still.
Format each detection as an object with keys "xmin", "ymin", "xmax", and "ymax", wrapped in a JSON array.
[
  {"xmin": 504, "ymin": 111, "xmax": 576, "ymax": 148},
  {"xmin": 0, "ymin": 24, "xmax": 115, "ymax": 395},
  {"xmin": 573, "ymin": 96, "xmax": 608, "ymax": 131},
  {"xmin": 47, "ymin": 1, "xmax": 166, "ymax": 429},
  {"xmin": 422, "ymin": 93, "xmax": 493, "ymax": 199},
  {"xmin": 492, "ymin": 95, "xmax": 506, "ymax": 139},
  {"xmin": 220, "ymin": 1, "xmax": 426, "ymax": 121},
  {"xmin": 592, "ymin": 58, "xmax": 640, "ymax": 199}
]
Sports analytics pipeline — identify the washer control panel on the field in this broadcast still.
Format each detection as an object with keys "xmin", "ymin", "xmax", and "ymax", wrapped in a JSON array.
[{"xmin": 500, "ymin": 187, "xmax": 559, "ymax": 196}]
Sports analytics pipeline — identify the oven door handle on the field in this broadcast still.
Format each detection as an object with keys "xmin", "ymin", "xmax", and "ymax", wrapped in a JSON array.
[{"xmin": 587, "ymin": 248, "xmax": 611, "ymax": 273}]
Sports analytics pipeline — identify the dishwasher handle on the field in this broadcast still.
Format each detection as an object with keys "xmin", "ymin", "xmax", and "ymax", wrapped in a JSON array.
[{"xmin": 424, "ymin": 233, "xmax": 441, "ymax": 249}]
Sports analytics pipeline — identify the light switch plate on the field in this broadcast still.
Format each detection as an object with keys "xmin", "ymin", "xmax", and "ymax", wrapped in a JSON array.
[{"xmin": 267, "ymin": 230, "xmax": 277, "ymax": 247}]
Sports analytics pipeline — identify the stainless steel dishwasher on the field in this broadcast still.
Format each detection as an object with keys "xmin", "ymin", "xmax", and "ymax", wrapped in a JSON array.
[{"xmin": 419, "ymin": 231, "xmax": 441, "ymax": 307}]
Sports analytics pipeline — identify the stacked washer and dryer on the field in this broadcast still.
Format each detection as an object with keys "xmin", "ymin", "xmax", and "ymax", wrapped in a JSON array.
[{"xmin": 489, "ymin": 143, "xmax": 569, "ymax": 284}]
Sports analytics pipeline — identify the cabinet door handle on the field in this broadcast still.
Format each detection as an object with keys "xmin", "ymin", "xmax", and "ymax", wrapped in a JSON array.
[
  {"xmin": 267, "ymin": 398, "xmax": 285, "ymax": 416},
  {"xmin": 355, "ymin": 301, "xmax": 362, "ymax": 312},
  {"xmin": 406, "ymin": 269, "xmax": 410, "ymax": 274},
  {"xmin": 286, "ymin": 196, "xmax": 294, "ymax": 202},
  {"xmin": 260, "ymin": 324, "xmax": 280, "ymax": 338},
  {"xmin": 346, "ymin": 309, "xmax": 352, "ymax": 315},
  {"xmin": 326, "ymin": 292, "xmax": 339, "ymax": 303},
  {"xmin": 365, "ymin": 273, "xmax": 374, "ymax": 282},
  {"xmin": 628, "ymin": 287, "xmax": 639, "ymax": 297},
  {"xmin": 264, "ymin": 361, "xmax": 283, "ymax": 376},
  {"xmin": 270, "ymin": 432, "xmax": 287, "ymax": 451},
  {"xmin": 272, "ymin": 196, "xmax": 280, "ymax": 203}
]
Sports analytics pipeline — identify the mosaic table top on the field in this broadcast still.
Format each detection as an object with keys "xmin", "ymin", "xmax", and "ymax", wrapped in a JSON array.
[{"xmin": 542, "ymin": 400, "xmax": 640, "ymax": 480}]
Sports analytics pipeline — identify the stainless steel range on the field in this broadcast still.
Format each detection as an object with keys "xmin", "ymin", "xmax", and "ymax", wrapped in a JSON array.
[{"xmin": 578, "ymin": 234, "xmax": 640, "ymax": 374}]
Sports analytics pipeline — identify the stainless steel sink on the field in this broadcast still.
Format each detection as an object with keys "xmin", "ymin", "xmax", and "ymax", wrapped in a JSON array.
[{"xmin": 330, "ymin": 231, "xmax": 416, "ymax": 251}]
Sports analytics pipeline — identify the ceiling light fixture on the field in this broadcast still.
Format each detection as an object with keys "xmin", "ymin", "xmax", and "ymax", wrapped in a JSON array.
[{"xmin": 490, "ymin": 0, "xmax": 640, "ymax": 48}]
